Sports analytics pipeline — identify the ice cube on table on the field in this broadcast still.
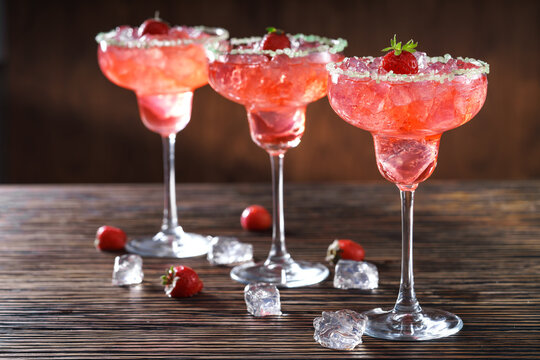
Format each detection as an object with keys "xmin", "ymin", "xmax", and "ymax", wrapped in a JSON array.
[
  {"xmin": 334, "ymin": 260, "xmax": 378, "ymax": 290},
  {"xmin": 207, "ymin": 236, "xmax": 253, "ymax": 266},
  {"xmin": 244, "ymin": 283, "xmax": 282, "ymax": 317},
  {"xmin": 313, "ymin": 309, "xmax": 367, "ymax": 351},
  {"xmin": 112, "ymin": 254, "xmax": 144, "ymax": 286}
]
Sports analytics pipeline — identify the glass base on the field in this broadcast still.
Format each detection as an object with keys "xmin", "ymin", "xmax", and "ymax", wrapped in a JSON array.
[
  {"xmin": 125, "ymin": 227, "xmax": 210, "ymax": 258},
  {"xmin": 363, "ymin": 307, "xmax": 463, "ymax": 341},
  {"xmin": 230, "ymin": 259, "xmax": 329, "ymax": 288}
]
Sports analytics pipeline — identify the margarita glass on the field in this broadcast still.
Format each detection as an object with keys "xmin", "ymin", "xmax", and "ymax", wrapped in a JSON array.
[
  {"xmin": 207, "ymin": 33, "xmax": 347, "ymax": 287},
  {"xmin": 327, "ymin": 53, "xmax": 489, "ymax": 340},
  {"xmin": 96, "ymin": 21, "xmax": 228, "ymax": 257}
]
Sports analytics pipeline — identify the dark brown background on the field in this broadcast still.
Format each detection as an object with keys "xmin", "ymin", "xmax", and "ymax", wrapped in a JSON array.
[{"xmin": 2, "ymin": 0, "xmax": 539, "ymax": 183}]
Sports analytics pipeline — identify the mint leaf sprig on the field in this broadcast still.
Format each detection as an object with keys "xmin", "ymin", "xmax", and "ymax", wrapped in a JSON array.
[{"xmin": 382, "ymin": 34, "xmax": 418, "ymax": 56}]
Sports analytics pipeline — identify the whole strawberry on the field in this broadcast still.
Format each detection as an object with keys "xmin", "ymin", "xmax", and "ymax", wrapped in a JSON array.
[
  {"xmin": 95, "ymin": 225, "xmax": 127, "ymax": 251},
  {"xmin": 138, "ymin": 16, "xmax": 170, "ymax": 37},
  {"xmin": 161, "ymin": 265, "xmax": 203, "ymax": 298},
  {"xmin": 260, "ymin": 27, "xmax": 291, "ymax": 51},
  {"xmin": 326, "ymin": 239, "xmax": 365, "ymax": 265},
  {"xmin": 380, "ymin": 35, "xmax": 418, "ymax": 74},
  {"xmin": 241, "ymin": 205, "xmax": 272, "ymax": 232}
]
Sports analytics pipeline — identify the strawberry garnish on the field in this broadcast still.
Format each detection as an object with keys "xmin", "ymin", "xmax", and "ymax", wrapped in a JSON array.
[
  {"xmin": 381, "ymin": 35, "xmax": 419, "ymax": 74},
  {"xmin": 241, "ymin": 205, "xmax": 272, "ymax": 232},
  {"xmin": 138, "ymin": 16, "xmax": 170, "ymax": 37},
  {"xmin": 161, "ymin": 265, "xmax": 203, "ymax": 298},
  {"xmin": 95, "ymin": 225, "xmax": 127, "ymax": 251},
  {"xmin": 326, "ymin": 239, "xmax": 365, "ymax": 265},
  {"xmin": 260, "ymin": 27, "xmax": 291, "ymax": 51}
]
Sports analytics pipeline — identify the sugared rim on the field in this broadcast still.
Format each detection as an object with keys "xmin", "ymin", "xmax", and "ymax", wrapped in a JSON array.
[
  {"xmin": 326, "ymin": 54, "xmax": 490, "ymax": 83},
  {"xmin": 95, "ymin": 25, "xmax": 229, "ymax": 48},
  {"xmin": 206, "ymin": 34, "xmax": 348, "ymax": 58}
]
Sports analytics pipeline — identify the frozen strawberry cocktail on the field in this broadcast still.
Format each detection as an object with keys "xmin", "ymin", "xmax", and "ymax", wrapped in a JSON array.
[
  {"xmin": 96, "ymin": 18, "xmax": 228, "ymax": 258},
  {"xmin": 97, "ymin": 19, "xmax": 227, "ymax": 135},
  {"xmin": 328, "ymin": 37, "xmax": 488, "ymax": 191},
  {"xmin": 327, "ymin": 36, "xmax": 489, "ymax": 341},
  {"xmin": 207, "ymin": 29, "xmax": 347, "ymax": 287},
  {"xmin": 207, "ymin": 29, "xmax": 346, "ymax": 154}
]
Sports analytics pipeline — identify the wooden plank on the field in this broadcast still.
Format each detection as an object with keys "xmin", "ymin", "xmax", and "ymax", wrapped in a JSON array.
[{"xmin": 0, "ymin": 181, "xmax": 538, "ymax": 358}]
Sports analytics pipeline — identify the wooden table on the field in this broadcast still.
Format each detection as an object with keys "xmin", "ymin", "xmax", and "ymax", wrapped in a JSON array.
[{"xmin": 0, "ymin": 182, "xmax": 538, "ymax": 359}]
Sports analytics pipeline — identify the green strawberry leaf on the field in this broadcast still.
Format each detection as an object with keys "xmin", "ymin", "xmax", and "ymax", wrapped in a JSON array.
[
  {"xmin": 382, "ymin": 34, "xmax": 418, "ymax": 55},
  {"xmin": 265, "ymin": 26, "xmax": 284, "ymax": 35}
]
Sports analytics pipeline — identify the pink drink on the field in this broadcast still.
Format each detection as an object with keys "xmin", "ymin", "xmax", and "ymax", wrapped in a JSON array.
[
  {"xmin": 206, "ymin": 34, "xmax": 347, "ymax": 288},
  {"xmin": 97, "ymin": 26, "xmax": 214, "ymax": 136},
  {"xmin": 208, "ymin": 37, "xmax": 344, "ymax": 154},
  {"xmin": 96, "ymin": 22, "xmax": 228, "ymax": 259},
  {"xmin": 328, "ymin": 55, "xmax": 488, "ymax": 190}
]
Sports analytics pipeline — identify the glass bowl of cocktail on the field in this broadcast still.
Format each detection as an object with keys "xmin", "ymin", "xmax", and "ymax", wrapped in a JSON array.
[
  {"xmin": 327, "ymin": 36, "xmax": 489, "ymax": 340},
  {"xmin": 206, "ymin": 29, "xmax": 347, "ymax": 287},
  {"xmin": 96, "ymin": 17, "xmax": 228, "ymax": 257}
]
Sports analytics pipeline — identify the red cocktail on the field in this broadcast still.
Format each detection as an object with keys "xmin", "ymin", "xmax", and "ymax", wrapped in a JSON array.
[
  {"xmin": 207, "ymin": 30, "xmax": 347, "ymax": 287},
  {"xmin": 327, "ymin": 38, "xmax": 488, "ymax": 339},
  {"xmin": 97, "ymin": 18, "xmax": 228, "ymax": 257}
]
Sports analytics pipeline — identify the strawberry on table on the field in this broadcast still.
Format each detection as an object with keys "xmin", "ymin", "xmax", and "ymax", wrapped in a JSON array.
[
  {"xmin": 241, "ymin": 205, "xmax": 272, "ymax": 232},
  {"xmin": 161, "ymin": 265, "xmax": 203, "ymax": 298},
  {"xmin": 380, "ymin": 34, "xmax": 419, "ymax": 74},
  {"xmin": 326, "ymin": 239, "xmax": 365, "ymax": 265},
  {"xmin": 95, "ymin": 225, "xmax": 127, "ymax": 251},
  {"xmin": 260, "ymin": 27, "xmax": 291, "ymax": 51}
]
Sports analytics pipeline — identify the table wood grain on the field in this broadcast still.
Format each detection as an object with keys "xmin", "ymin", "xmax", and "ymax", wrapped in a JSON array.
[{"xmin": 0, "ymin": 182, "xmax": 538, "ymax": 359}]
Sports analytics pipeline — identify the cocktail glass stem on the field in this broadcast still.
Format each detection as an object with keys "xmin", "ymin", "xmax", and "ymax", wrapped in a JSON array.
[
  {"xmin": 161, "ymin": 134, "xmax": 180, "ymax": 234},
  {"xmin": 229, "ymin": 132, "xmax": 328, "ymax": 287},
  {"xmin": 124, "ymin": 130, "xmax": 209, "ymax": 258},
  {"xmin": 265, "ymin": 153, "xmax": 291, "ymax": 265},
  {"xmin": 362, "ymin": 187, "xmax": 463, "ymax": 340},
  {"xmin": 394, "ymin": 190, "xmax": 421, "ymax": 314}
]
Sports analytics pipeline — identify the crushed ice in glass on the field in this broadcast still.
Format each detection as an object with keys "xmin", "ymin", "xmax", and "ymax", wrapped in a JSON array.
[
  {"xmin": 207, "ymin": 236, "xmax": 253, "ymax": 266},
  {"xmin": 227, "ymin": 53, "xmax": 269, "ymax": 65},
  {"xmin": 244, "ymin": 283, "xmax": 282, "ymax": 317},
  {"xmin": 330, "ymin": 54, "xmax": 487, "ymax": 84},
  {"xmin": 343, "ymin": 57, "xmax": 369, "ymax": 72},
  {"xmin": 112, "ymin": 254, "xmax": 144, "ymax": 286},
  {"xmin": 313, "ymin": 309, "xmax": 367, "ymax": 350},
  {"xmin": 367, "ymin": 56, "xmax": 382, "ymax": 71},
  {"xmin": 374, "ymin": 136, "xmax": 439, "ymax": 185},
  {"xmin": 414, "ymin": 51, "xmax": 428, "ymax": 70},
  {"xmin": 334, "ymin": 260, "xmax": 378, "ymax": 290}
]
